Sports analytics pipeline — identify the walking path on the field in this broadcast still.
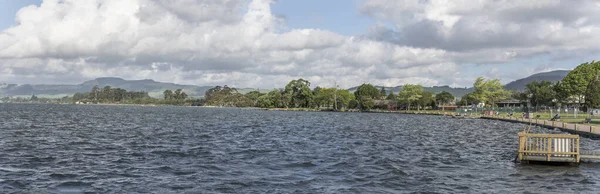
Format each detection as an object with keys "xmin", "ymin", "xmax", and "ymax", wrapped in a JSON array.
[{"xmin": 481, "ymin": 115, "xmax": 600, "ymax": 137}]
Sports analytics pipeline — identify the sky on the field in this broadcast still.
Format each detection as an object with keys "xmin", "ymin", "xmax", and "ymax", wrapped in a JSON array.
[{"xmin": 0, "ymin": 0, "xmax": 599, "ymax": 89}]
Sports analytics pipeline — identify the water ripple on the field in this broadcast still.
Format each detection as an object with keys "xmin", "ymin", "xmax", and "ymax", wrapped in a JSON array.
[{"xmin": 1, "ymin": 104, "xmax": 600, "ymax": 193}]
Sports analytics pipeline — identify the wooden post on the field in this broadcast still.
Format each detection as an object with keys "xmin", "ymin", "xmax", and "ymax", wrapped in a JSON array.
[
  {"xmin": 576, "ymin": 137, "xmax": 580, "ymax": 163},
  {"xmin": 553, "ymin": 121, "xmax": 555, "ymax": 127},
  {"xmin": 518, "ymin": 136, "xmax": 523, "ymax": 161},
  {"xmin": 591, "ymin": 126, "xmax": 593, "ymax": 133},
  {"xmin": 575, "ymin": 124, "xmax": 578, "ymax": 131},
  {"xmin": 547, "ymin": 137, "xmax": 552, "ymax": 161}
]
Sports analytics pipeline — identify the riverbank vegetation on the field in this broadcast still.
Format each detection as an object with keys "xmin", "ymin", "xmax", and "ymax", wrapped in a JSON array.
[{"xmin": 2, "ymin": 61, "xmax": 599, "ymax": 114}]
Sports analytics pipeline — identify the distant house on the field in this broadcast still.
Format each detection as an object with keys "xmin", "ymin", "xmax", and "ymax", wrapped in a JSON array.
[
  {"xmin": 495, "ymin": 100, "xmax": 522, "ymax": 107},
  {"xmin": 438, "ymin": 106, "xmax": 458, "ymax": 111}
]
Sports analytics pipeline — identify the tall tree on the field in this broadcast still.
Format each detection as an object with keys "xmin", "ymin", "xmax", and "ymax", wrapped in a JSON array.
[
  {"xmin": 204, "ymin": 86, "xmax": 239, "ymax": 107},
  {"xmin": 524, "ymin": 81, "xmax": 555, "ymax": 107},
  {"xmin": 89, "ymin": 85, "xmax": 100, "ymax": 102},
  {"xmin": 472, "ymin": 77, "xmax": 510, "ymax": 108},
  {"xmin": 459, "ymin": 92, "xmax": 478, "ymax": 106},
  {"xmin": 284, "ymin": 79, "xmax": 313, "ymax": 108},
  {"xmin": 163, "ymin": 90, "xmax": 173, "ymax": 100},
  {"xmin": 174, "ymin": 89, "xmax": 182, "ymax": 100},
  {"xmin": 418, "ymin": 91, "xmax": 436, "ymax": 110},
  {"xmin": 354, "ymin": 83, "xmax": 379, "ymax": 110},
  {"xmin": 585, "ymin": 75, "xmax": 600, "ymax": 110},
  {"xmin": 334, "ymin": 89, "xmax": 354, "ymax": 110},
  {"xmin": 435, "ymin": 91, "xmax": 454, "ymax": 106},
  {"xmin": 397, "ymin": 84, "xmax": 423, "ymax": 110},
  {"xmin": 557, "ymin": 61, "xmax": 600, "ymax": 104}
]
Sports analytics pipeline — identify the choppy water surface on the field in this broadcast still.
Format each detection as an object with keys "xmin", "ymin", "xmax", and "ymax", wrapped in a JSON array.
[{"xmin": 2, "ymin": 104, "xmax": 600, "ymax": 193}]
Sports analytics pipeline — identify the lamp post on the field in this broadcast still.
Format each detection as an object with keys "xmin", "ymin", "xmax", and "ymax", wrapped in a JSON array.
[
  {"xmin": 551, "ymin": 99, "xmax": 557, "ymax": 118},
  {"xmin": 526, "ymin": 93, "xmax": 533, "ymax": 119}
]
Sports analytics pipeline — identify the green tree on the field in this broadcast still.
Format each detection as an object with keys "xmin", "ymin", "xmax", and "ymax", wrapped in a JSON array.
[
  {"xmin": 386, "ymin": 92, "xmax": 397, "ymax": 100},
  {"xmin": 163, "ymin": 90, "xmax": 173, "ymax": 100},
  {"xmin": 204, "ymin": 86, "xmax": 239, "ymax": 107},
  {"xmin": 525, "ymin": 81, "xmax": 555, "ymax": 107},
  {"xmin": 585, "ymin": 75, "xmax": 600, "ymax": 109},
  {"xmin": 257, "ymin": 94, "xmax": 273, "ymax": 108},
  {"xmin": 284, "ymin": 79, "xmax": 313, "ymax": 108},
  {"xmin": 435, "ymin": 91, "xmax": 454, "ymax": 106},
  {"xmin": 553, "ymin": 81, "xmax": 569, "ymax": 104},
  {"xmin": 73, "ymin": 92, "xmax": 88, "ymax": 102},
  {"xmin": 557, "ymin": 61, "xmax": 600, "ymax": 104},
  {"xmin": 174, "ymin": 89, "xmax": 182, "ymax": 100},
  {"xmin": 267, "ymin": 90, "xmax": 285, "ymax": 108},
  {"xmin": 418, "ymin": 91, "xmax": 435, "ymax": 110},
  {"xmin": 472, "ymin": 77, "xmax": 510, "ymax": 108},
  {"xmin": 348, "ymin": 99, "xmax": 359, "ymax": 109},
  {"xmin": 89, "ymin": 85, "xmax": 100, "ymax": 102},
  {"xmin": 335, "ymin": 89, "xmax": 354, "ymax": 110},
  {"xmin": 312, "ymin": 86, "xmax": 325, "ymax": 108},
  {"xmin": 245, "ymin": 91, "xmax": 262, "ymax": 106},
  {"xmin": 354, "ymin": 83, "xmax": 379, "ymax": 110},
  {"xmin": 102, "ymin": 86, "xmax": 113, "ymax": 102},
  {"xmin": 30, "ymin": 95, "xmax": 39, "ymax": 101},
  {"xmin": 459, "ymin": 92, "xmax": 478, "ymax": 106},
  {"xmin": 397, "ymin": 84, "xmax": 423, "ymax": 110},
  {"xmin": 180, "ymin": 91, "xmax": 188, "ymax": 100}
]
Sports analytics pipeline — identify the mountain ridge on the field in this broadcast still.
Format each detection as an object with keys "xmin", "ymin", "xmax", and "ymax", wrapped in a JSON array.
[
  {"xmin": 0, "ymin": 70, "xmax": 572, "ymax": 98},
  {"xmin": 503, "ymin": 70, "xmax": 570, "ymax": 91}
]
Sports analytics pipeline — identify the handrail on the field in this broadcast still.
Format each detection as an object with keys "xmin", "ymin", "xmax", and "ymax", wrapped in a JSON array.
[
  {"xmin": 518, "ymin": 132, "xmax": 579, "ymax": 138},
  {"xmin": 517, "ymin": 132, "xmax": 580, "ymax": 163}
]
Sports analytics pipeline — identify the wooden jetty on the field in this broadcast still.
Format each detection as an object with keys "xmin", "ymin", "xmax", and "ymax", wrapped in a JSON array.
[
  {"xmin": 517, "ymin": 132, "xmax": 580, "ymax": 164},
  {"xmin": 517, "ymin": 130, "xmax": 600, "ymax": 164}
]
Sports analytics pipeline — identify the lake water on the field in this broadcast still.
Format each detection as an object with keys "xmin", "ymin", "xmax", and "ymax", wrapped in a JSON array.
[{"xmin": 1, "ymin": 104, "xmax": 600, "ymax": 193}]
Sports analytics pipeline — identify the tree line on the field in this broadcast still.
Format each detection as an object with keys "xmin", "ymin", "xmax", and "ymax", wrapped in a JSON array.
[
  {"xmin": 202, "ymin": 79, "xmax": 458, "ymax": 111},
  {"xmin": 71, "ymin": 85, "xmax": 198, "ymax": 105},
  {"xmin": 511, "ymin": 61, "xmax": 600, "ymax": 111},
  {"xmin": 3, "ymin": 60, "xmax": 598, "ymax": 110}
]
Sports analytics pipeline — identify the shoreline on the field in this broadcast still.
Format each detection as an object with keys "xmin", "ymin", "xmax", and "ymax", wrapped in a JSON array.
[{"xmin": 4, "ymin": 102, "xmax": 596, "ymax": 137}]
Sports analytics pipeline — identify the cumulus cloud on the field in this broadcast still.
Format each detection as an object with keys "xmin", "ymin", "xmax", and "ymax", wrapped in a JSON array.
[
  {"xmin": 0, "ymin": 0, "xmax": 459, "ymax": 88},
  {"xmin": 361, "ymin": 0, "xmax": 600, "ymax": 54},
  {"xmin": 0, "ymin": 0, "xmax": 598, "ymax": 88}
]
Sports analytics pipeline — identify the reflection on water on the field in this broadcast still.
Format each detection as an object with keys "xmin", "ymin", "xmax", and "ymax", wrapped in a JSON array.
[{"xmin": 0, "ymin": 103, "xmax": 599, "ymax": 193}]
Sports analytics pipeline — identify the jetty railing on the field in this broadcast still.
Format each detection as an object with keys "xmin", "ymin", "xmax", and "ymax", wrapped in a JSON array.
[{"xmin": 517, "ymin": 132, "xmax": 580, "ymax": 163}]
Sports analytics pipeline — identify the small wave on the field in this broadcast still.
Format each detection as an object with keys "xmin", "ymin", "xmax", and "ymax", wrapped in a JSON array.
[
  {"xmin": 283, "ymin": 161, "xmax": 317, "ymax": 168},
  {"xmin": 0, "ymin": 167, "xmax": 36, "ymax": 173},
  {"xmin": 53, "ymin": 181, "xmax": 92, "ymax": 193},
  {"xmin": 50, "ymin": 173, "xmax": 78, "ymax": 180}
]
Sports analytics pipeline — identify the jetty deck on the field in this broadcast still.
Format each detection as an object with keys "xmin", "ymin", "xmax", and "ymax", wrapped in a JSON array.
[
  {"xmin": 517, "ymin": 132, "xmax": 600, "ymax": 164},
  {"xmin": 518, "ymin": 132, "xmax": 580, "ymax": 163}
]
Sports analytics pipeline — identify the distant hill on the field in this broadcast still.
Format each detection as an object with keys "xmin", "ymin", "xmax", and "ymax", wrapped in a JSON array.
[
  {"xmin": 504, "ymin": 70, "xmax": 570, "ymax": 91},
  {"xmin": 0, "ymin": 77, "xmax": 257, "ymax": 98},
  {"xmin": 348, "ymin": 85, "xmax": 473, "ymax": 98},
  {"xmin": 1, "ymin": 70, "xmax": 572, "ymax": 98},
  {"xmin": 346, "ymin": 70, "xmax": 571, "ymax": 98}
]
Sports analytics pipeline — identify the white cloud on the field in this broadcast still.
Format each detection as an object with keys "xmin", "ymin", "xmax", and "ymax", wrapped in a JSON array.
[
  {"xmin": 0, "ymin": 0, "xmax": 597, "ymax": 89},
  {"xmin": 361, "ymin": 0, "xmax": 600, "ymax": 55},
  {"xmin": 0, "ymin": 0, "xmax": 457, "ymax": 88}
]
